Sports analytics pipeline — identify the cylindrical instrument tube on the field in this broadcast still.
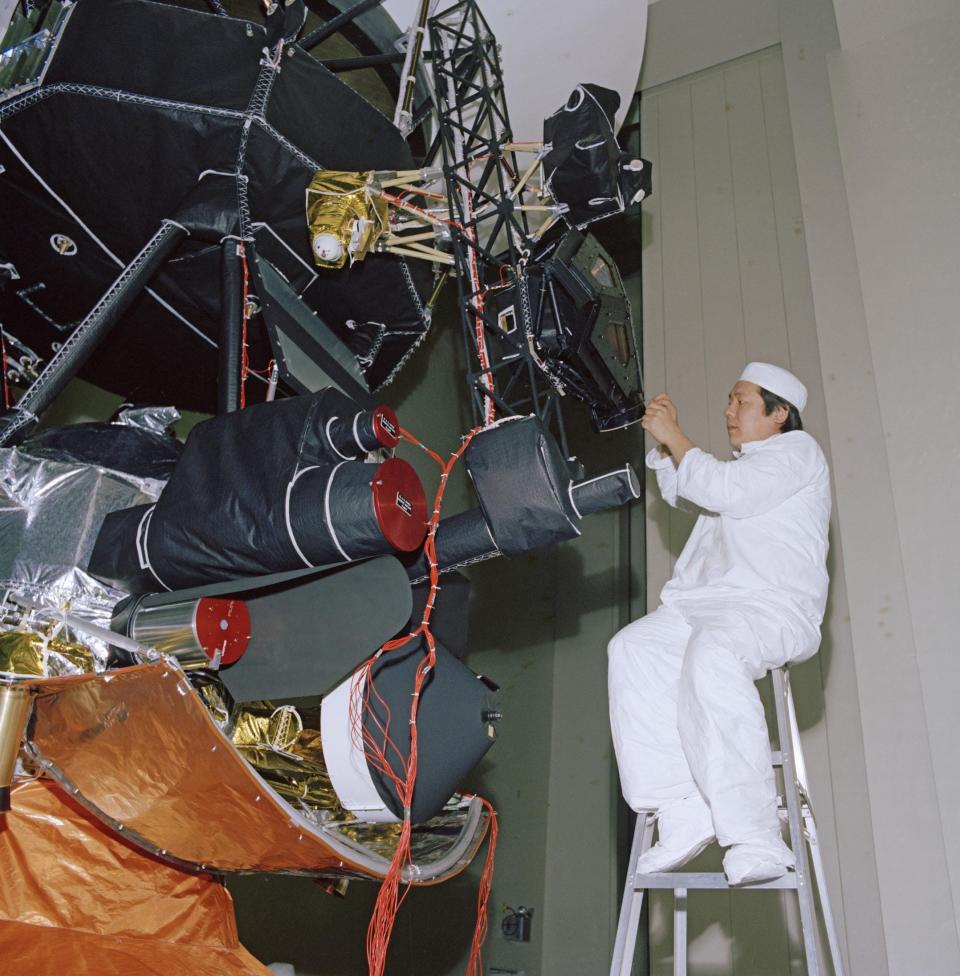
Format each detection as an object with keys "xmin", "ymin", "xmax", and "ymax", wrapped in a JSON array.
[
  {"xmin": 0, "ymin": 685, "xmax": 32, "ymax": 811},
  {"xmin": 128, "ymin": 597, "xmax": 250, "ymax": 669},
  {"xmin": 288, "ymin": 457, "xmax": 427, "ymax": 565},
  {"xmin": 325, "ymin": 405, "xmax": 400, "ymax": 458},
  {"xmin": 570, "ymin": 464, "xmax": 641, "ymax": 517},
  {"xmin": 218, "ymin": 239, "xmax": 245, "ymax": 414},
  {"xmin": 404, "ymin": 464, "xmax": 641, "ymax": 581},
  {"xmin": 405, "ymin": 507, "xmax": 499, "ymax": 581}
]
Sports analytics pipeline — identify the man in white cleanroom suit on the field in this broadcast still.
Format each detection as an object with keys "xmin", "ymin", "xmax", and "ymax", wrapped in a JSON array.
[{"xmin": 608, "ymin": 363, "xmax": 831, "ymax": 885}]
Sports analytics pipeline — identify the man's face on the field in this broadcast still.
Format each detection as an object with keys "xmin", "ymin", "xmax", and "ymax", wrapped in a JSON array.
[{"xmin": 724, "ymin": 381, "xmax": 785, "ymax": 449}]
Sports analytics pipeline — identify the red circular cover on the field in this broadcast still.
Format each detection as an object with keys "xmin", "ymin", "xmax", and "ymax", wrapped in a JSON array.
[
  {"xmin": 194, "ymin": 598, "xmax": 250, "ymax": 666},
  {"xmin": 373, "ymin": 405, "xmax": 400, "ymax": 449},
  {"xmin": 371, "ymin": 457, "xmax": 427, "ymax": 552}
]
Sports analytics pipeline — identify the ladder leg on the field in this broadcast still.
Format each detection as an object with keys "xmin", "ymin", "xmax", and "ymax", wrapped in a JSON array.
[
  {"xmin": 785, "ymin": 665, "xmax": 847, "ymax": 974},
  {"xmin": 803, "ymin": 804, "xmax": 847, "ymax": 976},
  {"xmin": 673, "ymin": 887, "xmax": 688, "ymax": 976},
  {"xmin": 772, "ymin": 668, "xmax": 823, "ymax": 976},
  {"xmin": 610, "ymin": 811, "xmax": 656, "ymax": 976}
]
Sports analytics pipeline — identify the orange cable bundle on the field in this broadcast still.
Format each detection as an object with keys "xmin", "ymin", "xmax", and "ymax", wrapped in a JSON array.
[
  {"xmin": 350, "ymin": 425, "xmax": 499, "ymax": 976},
  {"xmin": 381, "ymin": 191, "xmax": 460, "ymax": 229},
  {"xmin": 461, "ymin": 163, "xmax": 495, "ymax": 426},
  {"xmin": 464, "ymin": 794, "xmax": 499, "ymax": 976}
]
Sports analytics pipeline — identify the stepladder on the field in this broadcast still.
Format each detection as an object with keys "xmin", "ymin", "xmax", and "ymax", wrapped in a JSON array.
[{"xmin": 609, "ymin": 667, "xmax": 846, "ymax": 976}]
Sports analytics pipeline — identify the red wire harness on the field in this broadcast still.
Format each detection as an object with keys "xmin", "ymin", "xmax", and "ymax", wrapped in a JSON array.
[
  {"xmin": 238, "ymin": 243, "xmax": 250, "ymax": 408},
  {"xmin": 381, "ymin": 191, "xmax": 460, "ymax": 229},
  {"xmin": 384, "ymin": 177, "xmax": 496, "ymax": 424},
  {"xmin": 396, "ymin": 186, "xmax": 449, "ymax": 203},
  {"xmin": 350, "ymin": 425, "xmax": 498, "ymax": 976},
  {"xmin": 462, "ymin": 163, "xmax": 496, "ymax": 426},
  {"xmin": 464, "ymin": 794, "xmax": 499, "ymax": 976}
]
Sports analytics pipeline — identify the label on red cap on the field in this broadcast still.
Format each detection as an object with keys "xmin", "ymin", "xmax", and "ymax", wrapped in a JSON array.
[{"xmin": 373, "ymin": 405, "xmax": 400, "ymax": 449}]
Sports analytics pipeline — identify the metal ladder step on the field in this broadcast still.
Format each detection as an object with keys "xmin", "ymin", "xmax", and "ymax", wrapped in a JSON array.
[{"xmin": 634, "ymin": 870, "xmax": 799, "ymax": 890}]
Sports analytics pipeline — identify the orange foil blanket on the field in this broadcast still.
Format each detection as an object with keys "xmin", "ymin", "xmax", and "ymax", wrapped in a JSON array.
[{"xmin": 0, "ymin": 778, "xmax": 269, "ymax": 975}]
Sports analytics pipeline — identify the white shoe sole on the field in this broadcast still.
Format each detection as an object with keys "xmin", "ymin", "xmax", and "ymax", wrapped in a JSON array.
[{"xmin": 636, "ymin": 834, "xmax": 715, "ymax": 874}]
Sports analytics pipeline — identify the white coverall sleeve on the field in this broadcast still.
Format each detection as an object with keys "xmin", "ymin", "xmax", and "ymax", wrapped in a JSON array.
[
  {"xmin": 674, "ymin": 439, "xmax": 817, "ymax": 518},
  {"xmin": 645, "ymin": 446, "xmax": 682, "ymax": 507}
]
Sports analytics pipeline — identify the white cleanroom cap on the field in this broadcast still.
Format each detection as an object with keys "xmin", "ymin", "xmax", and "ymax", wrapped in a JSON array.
[{"xmin": 739, "ymin": 362, "xmax": 807, "ymax": 413}]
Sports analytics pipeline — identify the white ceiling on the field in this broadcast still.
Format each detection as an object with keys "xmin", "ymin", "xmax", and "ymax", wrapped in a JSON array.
[{"xmin": 384, "ymin": 0, "xmax": 648, "ymax": 139}]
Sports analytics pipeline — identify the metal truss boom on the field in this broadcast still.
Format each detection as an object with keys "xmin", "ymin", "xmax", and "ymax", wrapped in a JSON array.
[{"xmin": 428, "ymin": 0, "xmax": 570, "ymax": 455}]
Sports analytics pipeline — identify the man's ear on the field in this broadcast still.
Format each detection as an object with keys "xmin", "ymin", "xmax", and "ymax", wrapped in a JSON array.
[{"xmin": 774, "ymin": 404, "xmax": 789, "ymax": 427}]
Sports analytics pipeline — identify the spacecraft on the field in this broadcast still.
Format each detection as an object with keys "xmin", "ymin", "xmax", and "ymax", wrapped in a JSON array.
[{"xmin": 0, "ymin": 0, "xmax": 651, "ymax": 971}]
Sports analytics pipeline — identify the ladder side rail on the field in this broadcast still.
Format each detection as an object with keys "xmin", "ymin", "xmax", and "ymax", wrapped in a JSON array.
[
  {"xmin": 802, "ymin": 802, "xmax": 848, "ymax": 976},
  {"xmin": 785, "ymin": 667, "xmax": 811, "ymax": 795},
  {"xmin": 772, "ymin": 666, "xmax": 823, "ymax": 976},
  {"xmin": 610, "ymin": 811, "xmax": 655, "ymax": 976}
]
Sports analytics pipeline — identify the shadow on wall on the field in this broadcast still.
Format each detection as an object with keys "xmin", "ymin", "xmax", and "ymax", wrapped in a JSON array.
[
  {"xmin": 466, "ymin": 542, "xmax": 639, "ymax": 657},
  {"xmin": 791, "ymin": 538, "xmax": 843, "ymax": 730},
  {"xmin": 229, "ymin": 864, "xmax": 487, "ymax": 976}
]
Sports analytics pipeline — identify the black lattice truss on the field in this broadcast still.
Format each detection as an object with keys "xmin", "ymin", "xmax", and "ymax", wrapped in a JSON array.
[{"xmin": 428, "ymin": 0, "xmax": 570, "ymax": 452}]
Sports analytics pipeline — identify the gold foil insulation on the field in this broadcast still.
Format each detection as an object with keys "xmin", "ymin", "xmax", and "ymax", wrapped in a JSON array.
[
  {"xmin": 0, "ymin": 627, "xmax": 96, "ymax": 677},
  {"xmin": 226, "ymin": 698, "xmax": 476, "ymax": 867},
  {"xmin": 337, "ymin": 806, "xmax": 475, "ymax": 864},
  {"xmin": 230, "ymin": 700, "xmax": 349, "ymax": 823},
  {"xmin": 306, "ymin": 170, "xmax": 389, "ymax": 269},
  {"xmin": 191, "ymin": 670, "xmax": 234, "ymax": 732}
]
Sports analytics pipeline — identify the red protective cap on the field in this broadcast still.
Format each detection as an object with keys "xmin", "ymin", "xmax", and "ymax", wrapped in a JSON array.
[
  {"xmin": 373, "ymin": 405, "xmax": 400, "ymax": 449},
  {"xmin": 371, "ymin": 457, "xmax": 427, "ymax": 552},
  {"xmin": 194, "ymin": 598, "xmax": 250, "ymax": 666}
]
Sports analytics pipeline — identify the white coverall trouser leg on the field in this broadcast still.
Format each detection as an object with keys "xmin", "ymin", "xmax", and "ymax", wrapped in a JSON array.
[{"xmin": 608, "ymin": 603, "xmax": 811, "ymax": 846}]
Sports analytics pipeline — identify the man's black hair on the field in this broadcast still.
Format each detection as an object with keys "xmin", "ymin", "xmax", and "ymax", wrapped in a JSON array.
[{"xmin": 759, "ymin": 386, "xmax": 803, "ymax": 433}]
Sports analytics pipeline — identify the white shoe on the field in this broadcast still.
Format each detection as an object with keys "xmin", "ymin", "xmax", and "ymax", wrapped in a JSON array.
[
  {"xmin": 723, "ymin": 834, "xmax": 796, "ymax": 886},
  {"xmin": 635, "ymin": 794, "xmax": 715, "ymax": 874}
]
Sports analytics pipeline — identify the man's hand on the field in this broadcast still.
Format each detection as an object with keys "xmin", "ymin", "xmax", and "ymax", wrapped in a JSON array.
[{"xmin": 641, "ymin": 393, "xmax": 696, "ymax": 463}]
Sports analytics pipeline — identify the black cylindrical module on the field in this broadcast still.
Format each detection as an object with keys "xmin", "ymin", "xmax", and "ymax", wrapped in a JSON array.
[
  {"xmin": 403, "ymin": 463, "xmax": 641, "ymax": 582},
  {"xmin": 288, "ymin": 457, "xmax": 427, "ymax": 565},
  {"xmin": 405, "ymin": 507, "xmax": 499, "ymax": 581},
  {"xmin": 87, "ymin": 390, "xmax": 424, "ymax": 593},
  {"xmin": 570, "ymin": 464, "xmax": 641, "ymax": 517},
  {"xmin": 324, "ymin": 404, "xmax": 400, "ymax": 458}
]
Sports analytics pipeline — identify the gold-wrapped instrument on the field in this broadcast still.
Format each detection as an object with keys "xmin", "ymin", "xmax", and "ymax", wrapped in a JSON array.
[{"xmin": 305, "ymin": 170, "xmax": 389, "ymax": 269}]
